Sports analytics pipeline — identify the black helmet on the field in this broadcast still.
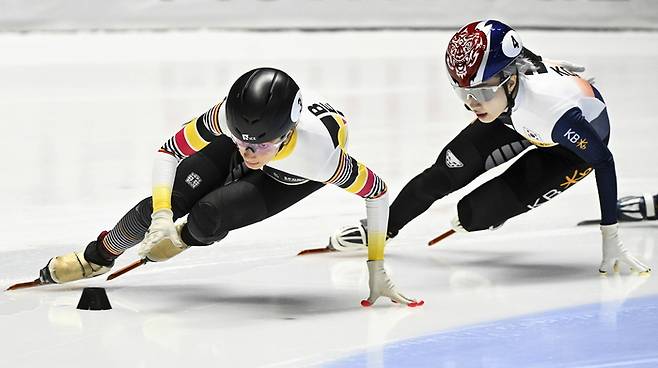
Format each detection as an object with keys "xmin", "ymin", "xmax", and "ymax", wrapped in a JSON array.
[{"xmin": 226, "ymin": 67, "xmax": 303, "ymax": 143}]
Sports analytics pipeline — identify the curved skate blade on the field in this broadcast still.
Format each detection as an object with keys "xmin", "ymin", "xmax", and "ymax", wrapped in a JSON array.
[
  {"xmin": 296, "ymin": 246, "xmax": 336, "ymax": 256},
  {"xmin": 6, "ymin": 279, "xmax": 44, "ymax": 291},
  {"xmin": 106, "ymin": 259, "xmax": 147, "ymax": 281},
  {"xmin": 428, "ymin": 229, "xmax": 455, "ymax": 246}
]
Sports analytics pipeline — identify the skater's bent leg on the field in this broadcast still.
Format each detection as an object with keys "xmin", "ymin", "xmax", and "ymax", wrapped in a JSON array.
[
  {"xmin": 388, "ymin": 120, "xmax": 528, "ymax": 236},
  {"xmin": 457, "ymin": 147, "xmax": 591, "ymax": 231},
  {"xmin": 183, "ymin": 172, "xmax": 324, "ymax": 245},
  {"xmin": 87, "ymin": 192, "xmax": 193, "ymax": 264},
  {"xmin": 41, "ymin": 137, "xmax": 240, "ymax": 283},
  {"xmin": 92, "ymin": 141, "xmax": 241, "ymax": 260},
  {"xmin": 96, "ymin": 197, "xmax": 153, "ymax": 261}
]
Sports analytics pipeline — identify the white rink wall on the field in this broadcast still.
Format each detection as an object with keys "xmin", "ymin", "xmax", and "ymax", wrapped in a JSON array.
[{"xmin": 1, "ymin": 0, "xmax": 657, "ymax": 31}]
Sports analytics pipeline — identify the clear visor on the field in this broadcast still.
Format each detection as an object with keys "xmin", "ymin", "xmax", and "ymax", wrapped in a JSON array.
[{"xmin": 452, "ymin": 75, "xmax": 511, "ymax": 103}]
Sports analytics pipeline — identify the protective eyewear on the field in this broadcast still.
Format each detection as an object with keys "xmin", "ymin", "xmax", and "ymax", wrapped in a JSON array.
[
  {"xmin": 453, "ymin": 75, "xmax": 511, "ymax": 103},
  {"xmin": 232, "ymin": 131, "xmax": 290, "ymax": 153}
]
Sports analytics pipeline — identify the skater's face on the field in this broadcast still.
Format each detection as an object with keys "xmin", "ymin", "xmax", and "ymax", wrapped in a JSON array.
[
  {"xmin": 234, "ymin": 130, "xmax": 293, "ymax": 170},
  {"xmin": 461, "ymin": 74, "xmax": 517, "ymax": 123}
]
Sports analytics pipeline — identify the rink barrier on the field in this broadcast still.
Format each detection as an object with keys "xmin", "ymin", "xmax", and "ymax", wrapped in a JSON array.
[{"xmin": 1, "ymin": 0, "xmax": 657, "ymax": 32}]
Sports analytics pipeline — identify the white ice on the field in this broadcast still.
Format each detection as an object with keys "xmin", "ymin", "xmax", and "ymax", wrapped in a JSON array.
[{"xmin": 0, "ymin": 30, "xmax": 657, "ymax": 367}]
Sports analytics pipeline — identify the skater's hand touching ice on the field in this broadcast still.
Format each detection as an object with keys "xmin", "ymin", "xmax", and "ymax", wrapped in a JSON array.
[
  {"xmin": 361, "ymin": 260, "xmax": 424, "ymax": 307},
  {"xmin": 599, "ymin": 224, "xmax": 651, "ymax": 275}
]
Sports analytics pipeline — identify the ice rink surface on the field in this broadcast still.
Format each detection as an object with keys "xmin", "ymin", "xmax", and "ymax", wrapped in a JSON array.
[{"xmin": 1, "ymin": 29, "xmax": 657, "ymax": 367}]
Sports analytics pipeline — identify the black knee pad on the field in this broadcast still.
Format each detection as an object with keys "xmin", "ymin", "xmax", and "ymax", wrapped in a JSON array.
[
  {"xmin": 186, "ymin": 180, "xmax": 269, "ymax": 245},
  {"xmin": 186, "ymin": 201, "xmax": 229, "ymax": 245},
  {"xmin": 457, "ymin": 177, "xmax": 525, "ymax": 231}
]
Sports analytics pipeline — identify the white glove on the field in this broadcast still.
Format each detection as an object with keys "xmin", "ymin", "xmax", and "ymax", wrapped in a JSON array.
[
  {"xmin": 362, "ymin": 260, "xmax": 423, "ymax": 307},
  {"xmin": 139, "ymin": 209, "xmax": 184, "ymax": 258},
  {"xmin": 139, "ymin": 222, "xmax": 189, "ymax": 262},
  {"xmin": 599, "ymin": 224, "xmax": 651, "ymax": 275},
  {"xmin": 544, "ymin": 58, "xmax": 595, "ymax": 84},
  {"xmin": 544, "ymin": 58, "xmax": 585, "ymax": 73}
]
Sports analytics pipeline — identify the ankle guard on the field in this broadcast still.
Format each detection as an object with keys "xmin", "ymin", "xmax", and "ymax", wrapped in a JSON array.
[{"xmin": 84, "ymin": 231, "xmax": 116, "ymax": 267}]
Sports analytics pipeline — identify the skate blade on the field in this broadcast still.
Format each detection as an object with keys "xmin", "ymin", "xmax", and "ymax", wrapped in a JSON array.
[
  {"xmin": 6, "ymin": 279, "xmax": 44, "ymax": 291},
  {"xmin": 296, "ymin": 246, "xmax": 336, "ymax": 256},
  {"xmin": 428, "ymin": 229, "xmax": 455, "ymax": 246},
  {"xmin": 106, "ymin": 259, "xmax": 147, "ymax": 281}
]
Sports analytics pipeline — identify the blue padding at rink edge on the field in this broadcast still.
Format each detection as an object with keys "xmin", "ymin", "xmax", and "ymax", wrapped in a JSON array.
[{"xmin": 325, "ymin": 295, "xmax": 658, "ymax": 368}]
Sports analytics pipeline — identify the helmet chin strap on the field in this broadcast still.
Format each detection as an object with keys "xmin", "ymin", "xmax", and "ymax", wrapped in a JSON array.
[{"xmin": 500, "ymin": 72, "xmax": 519, "ymax": 119}]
